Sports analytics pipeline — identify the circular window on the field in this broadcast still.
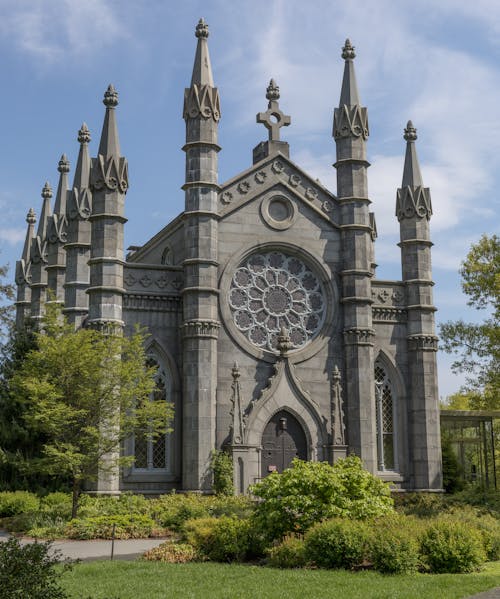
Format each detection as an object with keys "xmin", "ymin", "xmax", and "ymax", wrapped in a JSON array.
[
  {"xmin": 228, "ymin": 250, "xmax": 326, "ymax": 352},
  {"xmin": 261, "ymin": 195, "xmax": 296, "ymax": 230}
]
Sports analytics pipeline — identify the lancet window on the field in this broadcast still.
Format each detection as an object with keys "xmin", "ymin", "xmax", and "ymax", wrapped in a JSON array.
[
  {"xmin": 374, "ymin": 361, "xmax": 398, "ymax": 472},
  {"xmin": 133, "ymin": 356, "xmax": 171, "ymax": 472}
]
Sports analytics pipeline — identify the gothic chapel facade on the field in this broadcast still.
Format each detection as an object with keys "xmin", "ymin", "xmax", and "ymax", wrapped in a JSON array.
[{"xmin": 15, "ymin": 20, "xmax": 443, "ymax": 494}]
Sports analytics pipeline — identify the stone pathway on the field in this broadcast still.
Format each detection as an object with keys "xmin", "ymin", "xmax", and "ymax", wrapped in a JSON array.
[
  {"xmin": 0, "ymin": 529, "xmax": 166, "ymax": 561},
  {"xmin": 468, "ymin": 589, "xmax": 500, "ymax": 599}
]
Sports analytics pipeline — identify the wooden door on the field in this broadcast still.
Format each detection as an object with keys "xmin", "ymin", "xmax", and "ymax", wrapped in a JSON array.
[{"xmin": 261, "ymin": 410, "xmax": 307, "ymax": 477}]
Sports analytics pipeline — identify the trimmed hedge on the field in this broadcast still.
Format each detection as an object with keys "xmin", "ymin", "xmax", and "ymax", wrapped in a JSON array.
[{"xmin": 369, "ymin": 515, "xmax": 422, "ymax": 574}]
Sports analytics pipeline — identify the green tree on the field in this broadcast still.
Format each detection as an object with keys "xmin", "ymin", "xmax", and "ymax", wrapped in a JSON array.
[
  {"xmin": 10, "ymin": 305, "xmax": 173, "ymax": 517},
  {"xmin": 0, "ymin": 260, "xmax": 14, "ymax": 336},
  {"xmin": 440, "ymin": 234, "xmax": 499, "ymax": 407}
]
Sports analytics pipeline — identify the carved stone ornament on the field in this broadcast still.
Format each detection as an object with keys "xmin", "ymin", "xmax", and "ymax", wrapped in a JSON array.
[
  {"xmin": 182, "ymin": 319, "xmax": 220, "ymax": 339},
  {"xmin": 69, "ymin": 188, "xmax": 92, "ymax": 220},
  {"xmin": 333, "ymin": 105, "xmax": 369, "ymax": 140},
  {"xmin": 229, "ymin": 362, "xmax": 245, "ymax": 445},
  {"xmin": 407, "ymin": 334, "xmax": 438, "ymax": 352},
  {"xmin": 331, "ymin": 365, "xmax": 346, "ymax": 445},
  {"xmin": 305, "ymin": 187, "xmax": 318, "ymax": 202},
  {"xmin": 15, "ymin": 259, "xmax": 31, "ymax": 286},
  {"xmin": 372, "ymin": 307, "xmax": 407, "ymax": 323},
  {"xmin": 229, "ymin": 250, "xmax": 326, "ymax": 352},
  {"xmin": 221, "ymin": 191, "xmax": 233, "ymax": 205},
  {"xmin": 322, "ymin": 200, "xmax": 333, "ymax": 213},
  {"xmin": 30, "ymin": 237, "xmax": 48, "ymax": 265},
  {"xmin": 343, "ymin": 327, "xmax": 375, "ymax": 346},
  {"xmin": 271, "ymin": 160, "xmax": 285, "ymax": 174},
  {"xmin": 47, "ymin": 214, "xmax": 68, "ymax": 244},
  {"xmin": 124, "ymin": 273, "xmax": 137, "ymax": 287},
  {"xmin": 237, "ymin": 180, "xmax": 251, "ymax": 194},
  {"xmin": 183, "ymin": 85, "xmax": 221, "ymax": 122},
  {"xmin": 256, "ymin": 79, "xmax": 291, "ymax": 142},
  {"xmin": 289, "ymin": 174, "xmax": 301, "ymax": 187},
  {"xmin": 396, "ymin": 186, "xmax": 432, "ymax": 221},
  {"xmin": 91, "ymin": 154, "xmax": 129, "ymax": 194},
  {"xmin": 255, "ymin": 170, "xmax": 267, "ymax": 184},
  {"xmin": 140, "ymin": 274, "xmax": 153, "ymax": 287}
]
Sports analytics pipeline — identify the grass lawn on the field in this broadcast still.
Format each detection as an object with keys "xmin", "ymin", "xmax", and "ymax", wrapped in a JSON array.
[{"xmin": 61, "ymin": 560, "xmax": 500, "ymax": 599}]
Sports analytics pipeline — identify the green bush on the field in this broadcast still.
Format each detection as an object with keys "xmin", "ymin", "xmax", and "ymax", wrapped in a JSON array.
[
  {"xmin": 39, "ymin": 493, "xmax": 72, "ymax": 520},
  {"xmin": 142, "ymin": 542, "xmax": 198, "ymax": 563},
  {"xmin": 304, "ymin": 518, "xmax": 369, "ymax": 569},
  {"xmin": 393, "ymin": 492, "xmax": 446, "ymax": 518},
  {"xmin": 251, "ymin": 457, "xmax": 393, "ymax": 540},
  {"xmin": 267, "ymin": 536, "xmax": 307, "ymax": 569},
  {"xmin": 0, "ymin": 537, "xmax": 71, "ymax": 599},
  {"xmin": 65, "ymin": 514, "xmax": 155, "ymax": 539},
  {"xmin": 78, "ymin": 493, "xmax": 149, "ymax": 518},
  {"xmin": 440, "ymin": 507, "xmax": 500, "ymax": 561},
  {"xmin": 420, "ymin": 519, "xmax": 486, "ymax": 573},
  {"xmin": 183, "ymin": 516, "xmax": 258, "ymax": 562},
  {"xmin": 211, "ymin": 450, "xmax": 234, "ymax": 496},
  {"xmin": 369, "ymin": 515, "xmax": 421, "ymax": 574},
  {"xmin": 0, "ymin": 491, "xmax": 39, "ymax": 517}
]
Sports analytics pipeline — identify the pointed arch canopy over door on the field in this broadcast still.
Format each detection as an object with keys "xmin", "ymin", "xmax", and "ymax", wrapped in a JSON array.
[{"xmin": 261, "ymin": 410, "xmax": 307, "ymax": 477}]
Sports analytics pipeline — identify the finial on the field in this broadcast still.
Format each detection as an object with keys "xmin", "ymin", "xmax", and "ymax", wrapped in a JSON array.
[
  {"xmin": 277, "ymin": 326, "xmax": 292, "ymax": 355},
  {"xmin": 404, "ymin": 120, "xmax": 417, "ymax": 142},
  {"xmin": 195, "ymin": 17, "xmax": 209, "ymax": 38},
  {"xmin": 41, "ymin": 181, "xmax": 52, "ymax": 199},
  {"xmin": 342, "ymin": 39, "xmax": 356, "ymax": 60},
  {"xmin": 266, "ymin": 79, "xmax": 280, "ymax": 101},
  {"xmin": 103, "ymin": 84, "xmax": 119, "ymax": 108},
  {"xmin": 232, "ymin": 361, "xmax": 240, "ymax": 379},
  {"xmin": 78, "ymin": 122, "xmax": 91, "ymax": 144},
  {"xmin": 26, "ymin": 207, "xmax": 36, "ymax": 225},
  {"xmin": 333, "ymin": 365, "xmax": 341, "ymax": 381},
  {"xmin": 58, "ymin": 154, "xmax": 70, "ymax": 173}
]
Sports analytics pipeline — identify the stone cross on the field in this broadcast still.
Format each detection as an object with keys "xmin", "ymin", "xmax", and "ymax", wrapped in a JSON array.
[{"xmin": 256, "ymin": 79, "xmax": 291, "ymax": 142}]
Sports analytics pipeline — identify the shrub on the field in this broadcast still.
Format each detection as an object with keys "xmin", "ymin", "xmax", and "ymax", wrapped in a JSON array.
[
  {"xmin": 304, "ymin": 518, "xmax": 369, "ymax": 569},
  {"xmin": 0, "ymin": 491, "xmax": 39, "ymax": 517},
  {"xmin": 78, "ymin": 493, "xmax": 149, "ymax": 518},
  {"xmin": 440, "ymin": 508, "xmax": 500, "ymax": 561},
  {"xmin": 39, "ymin": 493, "xmax": 72, "ymax": 520},
  {"xmin": 142, "ymin": 542, "xmax": 198, "ymax": 563},
  {"xmin": 369, "ymin": 515, "xmax": 421, "ymax": 574},
  {"xmin": 65, "ymin": 514, "xmax": 155, "ymax": 539},
  {"xmin": 183, "ymin": 516, "xmax": 257, "ymax": 562},
  {"xmin": 211, "ymin": 450, "xmax": 234, "ymax": 496},
  {"xmin": 251, "ymin": 457, "xmax": 393, "ymax": 540},
  {"xmin": 267, "ymin": 536, "xmax": 307, "ymax": 569},
  {"xmin": 0, "ymin": 537, "xmax": 71, "ymax": 599},
  {"xmin": 148, "ymin": 493, "xmax": 211, "ymax": 530},
  {"xmin": 420, "ymin": 519, "xmax": 486, "ymax": 573}
]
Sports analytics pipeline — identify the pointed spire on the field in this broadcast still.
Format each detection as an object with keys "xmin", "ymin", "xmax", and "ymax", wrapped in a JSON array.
[
  {"xmin": 73, "ymin": 123, "xmax": 91, "ymax": 190},
  {"xmin": 401, "ymin": 121, "xmax": 424, "ymax": 187},
  {"xmin": 98, "ymin": 84, "xmax": 121, "ymax": 158},
  {"xmin": 191, "ymin": 18, "xmax": 214, "ymax": 87},
  {"xmin": 37, "ymin": 182, "xmax": 52, "ymax": 239},
  {"xmin": 21, "ymin": 208, "xmax": 36, "ymax": 263},
  {"xmin": 339, "ymin": 39, "xmax": 361, "ymax": 107},
  {"xmin": 53, "ymin": 154, "xmax": 70, "ymax": 216}
]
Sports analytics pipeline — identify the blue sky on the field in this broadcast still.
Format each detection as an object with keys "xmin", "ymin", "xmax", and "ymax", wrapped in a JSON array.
[{"xmin": 0, "ymin": 0, "xmax": 498, "ymax": 398}]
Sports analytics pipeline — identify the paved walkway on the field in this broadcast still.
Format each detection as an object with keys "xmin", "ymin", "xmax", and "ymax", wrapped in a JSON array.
[{"xmin": 0, "ymin": 529, "xmax": 166, "ymax": 561}]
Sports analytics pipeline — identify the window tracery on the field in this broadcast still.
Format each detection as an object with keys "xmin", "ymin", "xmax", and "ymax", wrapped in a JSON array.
[
  {"xmin": 229, "ymin": 251, "xmax": 326, "ymax": 352},
  {"xmin": 374, "ymin": 361, "xmax": 398, "ymax": 471}
]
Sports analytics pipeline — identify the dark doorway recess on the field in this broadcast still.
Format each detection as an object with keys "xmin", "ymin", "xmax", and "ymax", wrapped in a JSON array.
[{"xmin": 261, "ymin": 410, "xmax": 307, "ymax": 478}]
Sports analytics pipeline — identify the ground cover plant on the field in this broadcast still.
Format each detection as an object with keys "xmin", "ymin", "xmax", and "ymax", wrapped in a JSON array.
[{"xmin": 59, "ymin": 560, "xmax": 500, "ymax": 599}]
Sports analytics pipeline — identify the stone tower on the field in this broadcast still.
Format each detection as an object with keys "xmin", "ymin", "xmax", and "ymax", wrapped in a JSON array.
[
  {"xmin": 64, "ymin": 123, "xmax": 92, "ymax": 327},
  {"xmin": 29, "ymin": 182, "xmax": 52, "ymax": 324},
  {"xmin": 333, "ymin": 40, "xmax": 377, "ymax": 471},
  {"xmin": 396, "ymin": 121, "xmax": 442, "ymax": 490},
  {"xmin": 46, "ymin": 155, "xmax": 70, "ymax": 308},
  {"xmin": 181, "ymin": 18, "xmax": 221, "ymax": 490},
  {"xmin": 14, "ymin": 208, "xmax": 36, "ymax": 329}
]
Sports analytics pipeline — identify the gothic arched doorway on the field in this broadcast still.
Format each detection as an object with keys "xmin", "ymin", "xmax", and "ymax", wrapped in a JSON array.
[{"xmin": 261, "ymin": 410, "xmax": 307, "ymax": 478}]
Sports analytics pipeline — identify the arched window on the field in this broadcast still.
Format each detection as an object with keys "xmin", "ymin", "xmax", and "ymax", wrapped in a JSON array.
[
  {"xmin": 161, "ymin": 246, "xmax": 173, "ymax": 265},
  {"xmin": 374, "ymin": 361, "xmax": 398, "ymax": 472},
  {"xmin": 133, "ymin": 356, "xmax": 172, "ymax": 472}
]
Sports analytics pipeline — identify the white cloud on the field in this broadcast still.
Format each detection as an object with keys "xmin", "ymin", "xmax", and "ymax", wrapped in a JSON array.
[
  {"xmin": 0, "ymin": 228, "xmax": 26, "ymax": 245},
  {"xmin": 0, "ymin": 0, "xmax": 128, "ymax": 64}
]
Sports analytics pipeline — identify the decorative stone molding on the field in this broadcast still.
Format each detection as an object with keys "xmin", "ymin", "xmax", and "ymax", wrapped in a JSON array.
[
  {"xmin": 91, "ymin": 154, "xmax": 129, "ymax": 193},
  {"xmin": 47, "ymin": 214, "xmax": 68, "ymax": 244},
  {"xmin": 343, "ymin": 327, "xmax": 375, "ymax": 346},
  {"xmin": 15, "ymin": 260, "xmax": 31, "ymax": 286},
  {"xmin": 237, "ymin": 180, "xmax": 251, "ymax": 194},
  {"xmin": 124, "ymin": 270, "xmax": 184, "ymax": 293},
  {"xmin": 123, "ymin": 294, "xmax": 181, "ymax": 312},
  {"xmin": 181, "ymin": 319, "xmax": 220, "ymax": 339},
  {"xmin": 289, "ymin": 173, "xmax": 301, "ymax": 187},
  {"xmin": 331, "ymin": 365, "xmax": 346, "ymax": 445},
  {"xmin": 229, "ymin": 362, "xmax": 245, "ymax": 445},
  {"xmin": 371, "ymin": 284, "xmax": 406, "ymax": 306},
  {"xmin": 305, "ymin": 187, "xmax": 318, "ymax": 201},
  {"xmin": 254, "ymin": 170, "xmax": 267, "ymax": 184},
  {"xmin": 271, "ymin": 159, "xmax": 285, "ymax": 174},
  {"xmin": 333, "ymin": 105, "xmax": 369, "ymax": 140},
  {"xmin": 396, "ymin": 186, "xmax": 432, "ymax": 221},
  {"xmin": 372, "ymin": 307, "xmax": 408, "ymax": 323},
  {"xmin": 68, "ymin": 187, "xmax": 92, "ymax": 220},
  {"xmin": 221, "ymin": 191, "xmax": 233, "ymax": 205},
  {"xmin": 183, "ymin": 85, "xmax": 221, "ymax": 122},
  {"xmin": 407, "ymin": 334, "xmax": 438, "ymax": 352}
]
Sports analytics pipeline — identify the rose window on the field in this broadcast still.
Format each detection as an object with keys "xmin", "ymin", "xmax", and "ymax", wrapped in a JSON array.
[{"xmin": 229, "ymin": 251, "xmax": 326, "ymax": 351}]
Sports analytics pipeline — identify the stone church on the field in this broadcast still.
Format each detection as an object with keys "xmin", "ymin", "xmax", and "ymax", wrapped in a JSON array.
[{"xmin": 15, "ymin": 19, "xmax": 443, "ymax": 494}]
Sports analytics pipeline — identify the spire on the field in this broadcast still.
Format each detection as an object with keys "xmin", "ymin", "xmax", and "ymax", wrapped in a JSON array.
[
  {"xmin": 396, "ymin": 121, "xmax": 432, "ymax": 221},
  {"xmin": 191, "ymin": 18, "xmax": 214, "ymax": 87},
  {"xmin": 401, "ymin": 121, "xmax": 423, "ymax": 187},
  {"xmin": 53, "ymin": 154, "xmax": 70, "ymax": 215},
  {"xmin": 333, "ymin": 39, "xmax": 368, "ymax": 141},
  {"xmin": 37, "ymin": 182, "xmax": 52, "ymax": 239},
  {"xmin": 339, "ymin": 39, "xmax": 361, "ymax": 107},
  {"xmin": 73, "ymin": 123, "xmax": 91, "ymax": 190},
  {"xmin": 21, "ymin": 208, "xmax": 36, "ymax": 263},
  {"xmin": 98, "ymin": 84, "xmax": 121, "ymax": 158}
]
